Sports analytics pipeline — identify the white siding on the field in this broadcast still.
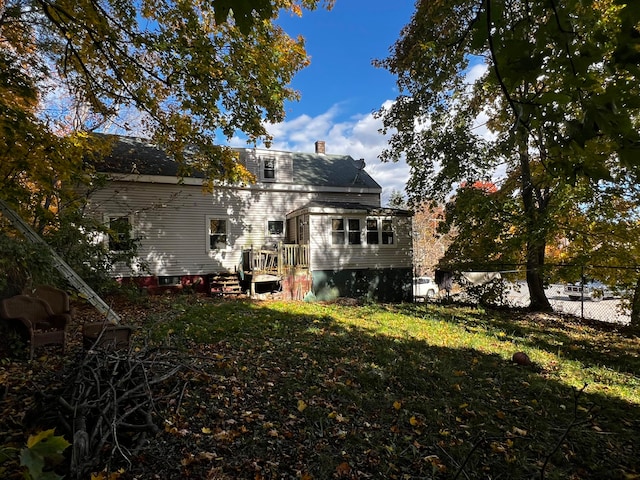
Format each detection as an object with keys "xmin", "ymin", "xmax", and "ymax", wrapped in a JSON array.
[
  {"xmin": 308, "ymin": 214, "xmax": 413, "ymax": 271},
  {"xmin": 87, "ymin": 180, "xmax": 383, "ymax": 277}
]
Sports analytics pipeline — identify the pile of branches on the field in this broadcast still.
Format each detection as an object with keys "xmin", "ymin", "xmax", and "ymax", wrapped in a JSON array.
[{"xmin": 42, "ymin": 345, "xmax": 186, "ymax": 478}]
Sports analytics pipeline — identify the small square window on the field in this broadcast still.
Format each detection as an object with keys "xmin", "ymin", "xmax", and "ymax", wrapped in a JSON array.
[{"xmin": 268, "ymin": 220, "xmax": 284, "ymax": 235}]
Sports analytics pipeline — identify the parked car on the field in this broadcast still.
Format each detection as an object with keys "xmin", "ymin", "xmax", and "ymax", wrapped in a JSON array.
[
  {"xmin": 413, "ymin": 276, "xmax": 439, "ymax": 300},
  {"xmin": 564, "ymin": 281, "xmax": 616, "ymax": 302}
]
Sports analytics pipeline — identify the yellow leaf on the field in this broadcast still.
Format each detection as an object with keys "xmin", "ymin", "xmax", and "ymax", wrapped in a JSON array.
[
  {"xmin": 26, "ymin": 429, "xmax": 56, "ymax": 448},
  {"xmin": 297, "ymin": 399, "xmax": 308, "ymax": 412},
  {"xmin": 409, "ymin": 416, "xmax": 419, "ymax": 426},
  {"xmin": 512, "ymin": 426, "xmax": 527, "ymax": 436},
  {"xmin": 458, "ymin": 403, "xmax": 469, "ymax": 409},
  {"xmin": 490, "ymin": 441, "xmax": 506, "ymax": 453},
  {"xmin": 393, "ymin": 400, "xmax": 402, "ymax": 410},
  {"xmin": 201, "ymin": 427, "xmax": 212, "ymax": 434}
]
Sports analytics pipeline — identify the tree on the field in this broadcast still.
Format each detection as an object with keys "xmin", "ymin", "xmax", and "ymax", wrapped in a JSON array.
[
  {"xmin": 549, "ymin": 177, "xmax": 640, "ymax": 327},
  {"xmin": 412, "ymin": 202, "xmax": 452, "ymax": 277},
  {"xmin": 2, "ymin": 0, "xmax": 331, "ymax": 182},
  {"xmin": 0, "ymin": 0, "xmax": 331, "ymax": 290},
  {"xmin": 375, "ymin": 0, "xmax": 640, "ymax": 311},
  {"xmin": 387, "ymin": 189, "xmax": 407, "ymax": 209}
]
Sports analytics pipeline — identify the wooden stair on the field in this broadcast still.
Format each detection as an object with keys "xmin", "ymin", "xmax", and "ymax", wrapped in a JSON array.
[{"xmin": 209, "ymin": 273, "xmax": 243, "ymax": 296}]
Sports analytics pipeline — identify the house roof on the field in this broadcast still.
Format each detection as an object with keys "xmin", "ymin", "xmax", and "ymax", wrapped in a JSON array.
[
  {"xmin": 287, "ymin": 200, "xmax": 411, "ymax": 218},
  {"xmin": 287, "ymin": 153, "xmax": 380, "ymax": 189},
  {"xmin": 89, "ymin": 134, "xmax": 204, "ymax": 178},
  {"xmin": 89, "ymin": 134, "xmax": 381, "ymax": 190}
]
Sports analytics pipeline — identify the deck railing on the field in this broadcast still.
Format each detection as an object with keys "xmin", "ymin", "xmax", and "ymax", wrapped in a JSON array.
[
  {"xmin": 279, "ymin": 244, "xmax": 309, "ymax": 270},
  {"xmin": 244, "ymin": 244, "xmax": 309, "ymax": 276}
]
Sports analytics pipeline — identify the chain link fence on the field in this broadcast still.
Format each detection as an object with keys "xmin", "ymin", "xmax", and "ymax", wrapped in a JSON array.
[{"xmin": 429, "ymin": 264, "xmax": 638, "ymax": 325}]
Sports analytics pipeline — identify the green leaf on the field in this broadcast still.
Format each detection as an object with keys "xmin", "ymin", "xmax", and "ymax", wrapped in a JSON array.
[{"xmin": 20, "ymin": 430, "xmax": 69, "ymax": 480}]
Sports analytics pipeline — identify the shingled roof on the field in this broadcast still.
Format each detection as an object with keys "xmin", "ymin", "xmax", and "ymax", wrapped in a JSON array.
[
  {"xmin": 90, "ymin": 134, "xmax": 381, "ymax": 190},
  {"xmin": 89, "ymin": 134, "xmax": 202, "ymax": 177}
]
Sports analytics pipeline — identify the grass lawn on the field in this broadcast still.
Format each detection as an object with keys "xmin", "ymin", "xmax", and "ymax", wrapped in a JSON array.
[{"xmin": 2, "ymin": 295, "xmax": 639, "ymax": 479}]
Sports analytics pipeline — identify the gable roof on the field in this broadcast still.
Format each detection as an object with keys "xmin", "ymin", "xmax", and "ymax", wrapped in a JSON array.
[
  {"xmin": 90, "ymin": 134, "xmax": 381, "ymax": 190},
  {"xmin": 287, "ymin": 153, "xmax": 380, "ymax": 189}
]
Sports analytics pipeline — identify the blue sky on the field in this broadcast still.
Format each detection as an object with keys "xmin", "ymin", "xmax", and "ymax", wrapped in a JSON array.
[{"xmin": 232, "ymin": 1, "xmax": 417, "ymax": 204}]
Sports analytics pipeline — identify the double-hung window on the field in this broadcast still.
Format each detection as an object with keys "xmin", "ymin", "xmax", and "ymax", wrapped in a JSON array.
[
  {"xmin": 261, "ymin": 157, "xmax": 276, "ymax": 181},
  {"xmin": 365, "ymin": 218, "xmax": 395, "ymax": 245},
  {"xmin": 331, "ymin": 218, "xmax": 345, "ymax": 245},
  {"xmin": 366, "ymin": 218, "xmax": 379, "ymax": 244},
  {"xmin": 381, "ymin": 219, "xmax": 394, "ymax": 244},
  {"xmin": 347, "ymin": 219, "xmax": 361, "ymax": 245},
  {"xmin": 208, "ymin": 218, "xmax": 228, "ymax": 250},
  {"xmin": 332, "ymin": 218, "xmax": 362, "ymax": 245},
  {"xmin": 107, "ymin": 215, "xmax": 132, "ymax": 251}
]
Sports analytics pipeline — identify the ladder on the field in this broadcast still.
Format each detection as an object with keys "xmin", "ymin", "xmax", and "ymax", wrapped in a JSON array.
[{"xmin": 0, "ymin": 198, "xmax": 121, "ymax": 323}]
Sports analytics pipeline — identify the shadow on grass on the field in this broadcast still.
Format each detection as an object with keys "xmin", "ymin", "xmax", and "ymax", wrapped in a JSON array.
[
  {"xmin": 127, "ymin": 298, "xmax": 640, "ymax": 480},
  {"xmin": 396, "ymin": 302, "xmax": 640, "ymax": 379}
]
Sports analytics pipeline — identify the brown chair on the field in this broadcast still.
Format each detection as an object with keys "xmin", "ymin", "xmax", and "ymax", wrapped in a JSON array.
[
  {"xmin": 0, "ymin": 295, "xmax": 70, "ymax": 360},
  {"xmin": 23, "ymin": 285, "xmax": 75, "ymax": 319}
]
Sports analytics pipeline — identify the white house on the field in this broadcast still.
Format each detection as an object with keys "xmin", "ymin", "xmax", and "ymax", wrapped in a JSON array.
[{"xmin": 86, "ymin": 135, "xmax": 413, "ymax": 302}]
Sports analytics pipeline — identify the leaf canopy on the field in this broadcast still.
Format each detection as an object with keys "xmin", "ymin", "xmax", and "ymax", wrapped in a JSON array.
[{"xmin": 0, "ymin": 0, "xmax": 331, "ymax": 190}]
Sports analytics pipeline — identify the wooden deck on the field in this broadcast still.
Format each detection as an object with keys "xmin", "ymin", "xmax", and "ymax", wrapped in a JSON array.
[{"xmin": 243, "ymin": 244, "xmax": 309, "ymax": 296}]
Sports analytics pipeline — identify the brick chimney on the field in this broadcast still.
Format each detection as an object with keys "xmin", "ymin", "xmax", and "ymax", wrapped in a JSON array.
[{"xmin": 315, "ymin": 140, "xmax": 326, "ymax": 154}]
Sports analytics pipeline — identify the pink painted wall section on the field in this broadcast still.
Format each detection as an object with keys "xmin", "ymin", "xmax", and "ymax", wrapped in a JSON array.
[{"xmin": 280, "ymin": 270, "xmax": 312, "ymax": 301}]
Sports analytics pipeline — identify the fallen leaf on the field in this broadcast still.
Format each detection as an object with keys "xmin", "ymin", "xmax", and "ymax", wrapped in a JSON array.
[{"xmin": 336, "ymin": 461, "xmax": 351, "ymax": 476}]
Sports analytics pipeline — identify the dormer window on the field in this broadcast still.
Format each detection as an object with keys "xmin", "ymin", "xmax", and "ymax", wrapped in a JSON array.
[{"xmin": 261, "ymin": 157, "xmax": 276, "ymax": 182}]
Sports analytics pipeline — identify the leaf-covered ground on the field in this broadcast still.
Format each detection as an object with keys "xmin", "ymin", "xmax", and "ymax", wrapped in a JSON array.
[{"xmin": 1, "ymin": 294, "xmax": 639, "ymax": 479}]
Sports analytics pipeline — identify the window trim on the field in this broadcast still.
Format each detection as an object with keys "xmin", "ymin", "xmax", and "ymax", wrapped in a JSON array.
[{"xmin": 207, "ymin": 216, "xmax": 229, "ymax": 252}]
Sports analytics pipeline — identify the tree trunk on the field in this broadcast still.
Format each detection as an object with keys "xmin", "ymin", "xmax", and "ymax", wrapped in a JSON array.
[
  {"xmin": 517, "ymin": 130, "xmax": 552, "ymax": 312},
  {"xmin": 526, "ymin": 238, "xmax": 552, "ymax": 312},
  {"xmin": 630, "ymin": 276, "xmax": 640, "ymax": 329}
]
